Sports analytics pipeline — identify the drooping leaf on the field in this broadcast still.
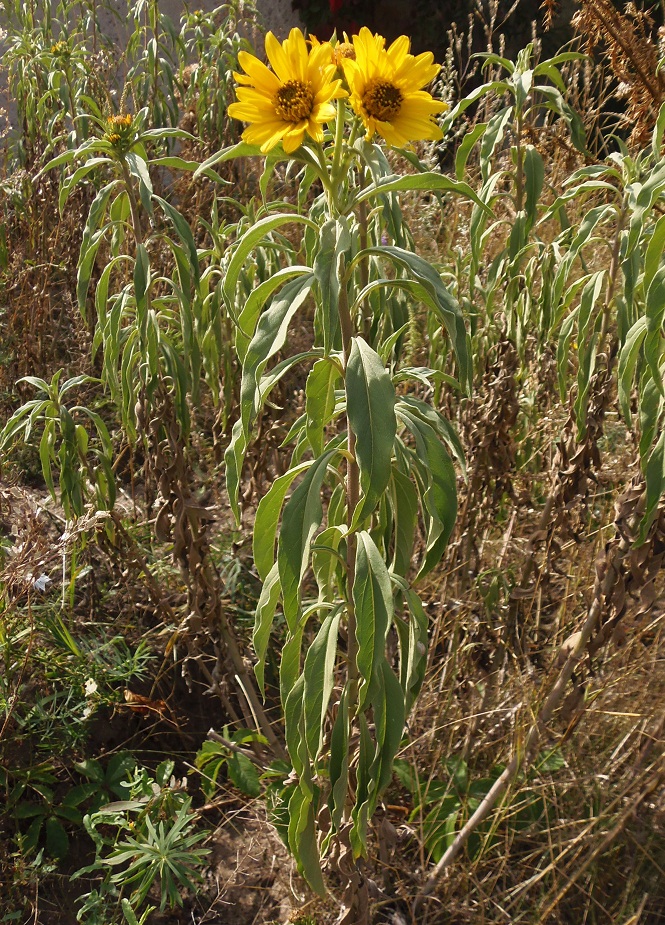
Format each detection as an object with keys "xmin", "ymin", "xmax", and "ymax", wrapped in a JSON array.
[
  {"xmin": 303, "ymin": 607, "xmax": 342, "ymax": 759},
  {"xmin": 278, "ymin": 450, "xmax": 337, "ymax": 632},
  {"xmin": 359, "ymin": 248, "xmax": 471, "ymax": 390},
  {"xmin": 240, "ymin": 274, "xmax": 315, "ymax": 435},
  {"xmin": 313, "ymin": 218, "xmax": 350, "ymax": 353},
  {"xmin": 370, "ymin": 658, "xmax": 406, "ymax": 806},
  {"xmin": 253, "ymin": 563, "xmax": 281, "ymax": 695},
  {"xmin": 287, "ymin": 786, "xmax": 326, "ymax": 895},
  {"xmin": 353, "ymin": 531, "xmax": 393, "ymax": 709},
  {"xmin": 346, "ymin": 337, "xmax": 396, "ymax": 524},
  {"xmin": 254, "ymin": 462, "xmax": 311, "ymax": 581},
  {"xmin": 305, "ymin": 358, "xmax": 341, "ymax": 457}
]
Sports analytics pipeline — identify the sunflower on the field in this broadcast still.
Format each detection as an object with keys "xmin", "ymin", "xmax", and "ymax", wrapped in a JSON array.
[
  {"xmin": 228, "ymin": 28, "xmax": 347, "ymax": 155},
  {"xmin": 341, "ymin": 27, "xmax": 446, "ymax": 147}
]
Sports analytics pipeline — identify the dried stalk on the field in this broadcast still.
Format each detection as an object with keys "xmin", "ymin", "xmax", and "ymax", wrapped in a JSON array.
[{"xmin": 413, "ymin": 482, "xmax": 639, "ymax": 912}]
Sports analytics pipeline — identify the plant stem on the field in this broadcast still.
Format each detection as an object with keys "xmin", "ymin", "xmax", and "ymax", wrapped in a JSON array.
[
  {"xmin": 120, "ymin": 156, "xmax": 144, "ymax": 245},
  {"xmin": 413, "ymin": 510, "xmax": 635, "ymax": 912},
  {"xmin": 217, "ymin": 607, "xmax": 287, "ymax": 758}
]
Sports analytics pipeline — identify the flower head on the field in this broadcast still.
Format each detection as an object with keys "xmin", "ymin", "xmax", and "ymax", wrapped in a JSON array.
[
  {"xmin": 228, "ymin": 28, "xmax": 347, "ymax": 154},
  {"xmin": 342, "ymin": 27, "xmax": 446, "ymax": 147},
  {"xmin": 105, "ymin": 113, "xmax": 134, "ymax": 148},
  {"xmin": 51, "ymin": 40, "xmax": 70, "ymax": 58},
  {"xmin": 334, "ymin": 41, "xmax": 356, "ymax": 66}
]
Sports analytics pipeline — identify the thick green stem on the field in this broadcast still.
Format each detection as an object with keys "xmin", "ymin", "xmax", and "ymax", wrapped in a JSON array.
[{"xmin": 120, "ymin": 156, "xmax": 144, "ymax": 245}]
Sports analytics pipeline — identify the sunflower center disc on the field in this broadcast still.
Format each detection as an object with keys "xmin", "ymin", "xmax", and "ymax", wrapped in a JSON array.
[
  {"xmin": 274, "ymin": 80, "xmax": 315, "ymax": 122},
  {"xmin": 363, "ymin": 80, "xmax": 403, "ymax": 121}
]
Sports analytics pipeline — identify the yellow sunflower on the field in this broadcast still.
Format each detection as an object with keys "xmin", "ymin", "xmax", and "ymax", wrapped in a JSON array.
[
  {"xmin": 342, "ymin": 27, "xmax": 446, "ymax": 147},
  {"xmin": 228, "ymin": 28, "xmax": 347, "ymax": 155}
]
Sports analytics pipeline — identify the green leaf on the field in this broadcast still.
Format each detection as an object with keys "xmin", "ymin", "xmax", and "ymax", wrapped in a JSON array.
[
  {"xmin": 39, "ymin": 419, "xmax": 57, "ymax": 500},
  {"xmin": 15, "ymin": 803, "xmax": 47, "ymax": 820},
  {"xmin": 253, "ymin": 563, "xmax": 282, "ymax": 695},
  {"xmin": 327, "ymin": 685, "xmax": 349, "ymax": 833},
  {"xmin": 23, "ymin": 817, "xmax": 44, "ymax": 854},
  {"xmin": 45, "ymin": 816, "xmax": 69, "ymax": 859},
  {"xmin": 371, "ymin": 658, "xmax": 405, "ymax": 804},
  {"xmin": 354, "ymin": 172, "xmax": 491, "ymax": 215},
  {"xmin": 287, "ymin": 787, "xmax": 325, "ymax": 895},
  {"xmin": 353, "ymin": 532, "xmax": 393, "ymax": 709},
  {"xmin": 226, "ymin": 753, "xmax": 261, "ymax": 797},
  {"xmin": 62, "ymin": 783, "xmax": 98, "ymax": 807},
  {"xmin": 254, "ymin": 462, "xmax": 311, "ymax": 581},
  {"xmin": 306, "ymin": 358, "xmax": 341, "ymax": 458},
  {"xmin": 360, "ymin": 247, "xmax": 471, "ymax": 390},
  {"xmin": 347, "ymin": 337, "xmax": 396, "ymax": 524},
  {"xmin": 391, "ymin": 466, "xmax": 418, "ymax": 576},
  {"xmin": 240, "ymin": 274, "xmax": 315, "ymax": 435},
  {"xmin": 574, "ymin": 271, "xmax": 605, "ymax": 437},
  {"xmin": 59, "ymin": 158, "xmax": 113, "ymax": 213},
  {"xmin": 628, "ymin": 161, "xmax": 665, "ymax": 254},
  {"xmin": 350, "ymin": 715, "xmax": 373, "ymax": 856},
  {"xmin": 277, "ymin": 449, "xmax": 336, "ymax": 632},
  {"xmin": 355, "ymin": 140, "xmax": 411, "ymax": 245},
  {"xmin": 402, "ymin": 588, "xmax": 429, "ymax": 709},
  {"xmin": 153, "ymin": 195, "xmax": 200, "ymax": 285},
  {"xmin": 618, "ymin": 317, "xmax": 648, "ymax": 422},
  {"xmin": 480, "ymin": 107, "xmax": 513, "ymax": 181},
  {"xmin": 535, "ymin": 85, "xmax": 587, "ymax": 152},
  {"xmin": 312, "ymin": 526, "xmax": 345, "ymax": 599},
  {"xmin": 422, "ymin": 803, "xmax": 459, "ymax": 862},
  {"xmin": 441, "ymin": 80, "xmax": 511, "ymax": 134},
  {"xmin": 397, "ymin": 409, "xmax": 458, "ymax": 579},
  {"xmin": 105, "ymin": 753, "xmax": 137, "ymax": 797},
  {"xmin": 77, "ymin": 227, "xmax": 110, "ymax": 316},
  {"xmin": 281, "ymin": 625, "xmax": 305, "ymax": 708},
  {"xmin": 133, "ymin": 243, "xmax": 150, "ymax": 307},
  {"xmin": 223, "ymin": 214, "xmax": 314, "ymax": 310},
  {"xmin": 303, "ymin": 607, "xmax": 341, "ymax": 759},
  {"xmin": 396, "ymin": 396, "xmax": 465, "ymax": 472},
  {"xmin": 524, "ymin": 145, "xmax": 545, "ymax": 228},
  {"xmin": 639, "ymin": 376, "xmax": 663, "ymax": 462},
  {"xmin": 640, "ymin": 428, "xmax": 665, "ymax": 543},
  {"xmin": 644, "ymin": 212, "xmax": 665, "ymax": 293},
  {"xmin": 535, "ymin": 747, "xmax": 566, "ymax": 773},
  {"xmin": 455, "ymin": 123, "xmax": 487, "ymax": 180},
  {"xmin": 236, "ymin": 267, "xmax": 312, "ymax": 362},
  {"xmin": 225, "ymin": 418, "xmax": 247, "ymax": 523},
  {"xmin": 125, "ymin": 151, "xmax": 154, "ymax": 217},
  {"xmin": 313, "ymin": 218, "xmax": 351, "ymax": 353}
]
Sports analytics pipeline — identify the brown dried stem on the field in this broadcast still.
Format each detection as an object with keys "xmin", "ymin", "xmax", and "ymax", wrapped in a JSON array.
[{"xmin": 413, "ymin": 483, "xmax": 639, "ymax": 912}]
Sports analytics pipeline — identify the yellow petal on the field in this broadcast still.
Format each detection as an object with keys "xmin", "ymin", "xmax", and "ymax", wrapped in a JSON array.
[
  {"xmin": 265, "ymin": 31, "xmax": 296, "ymax": 84},
  {"xmin": 387, "ymin": 34, "xmax": 410, "ymax": 69},
  {"xmin": 236, "ymin": 51, "xmax": 280, "ymax": 94}
]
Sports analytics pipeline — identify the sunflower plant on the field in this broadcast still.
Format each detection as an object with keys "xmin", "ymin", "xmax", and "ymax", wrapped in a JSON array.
[{"xmin": 198, "ymin": 27, "xmax": 488, "ymax": 900}]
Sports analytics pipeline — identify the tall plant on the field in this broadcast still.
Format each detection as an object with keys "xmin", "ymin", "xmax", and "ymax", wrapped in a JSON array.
[{"xmin": 199, "ymin": 27, "xmax": 486, "ymax": 901}]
